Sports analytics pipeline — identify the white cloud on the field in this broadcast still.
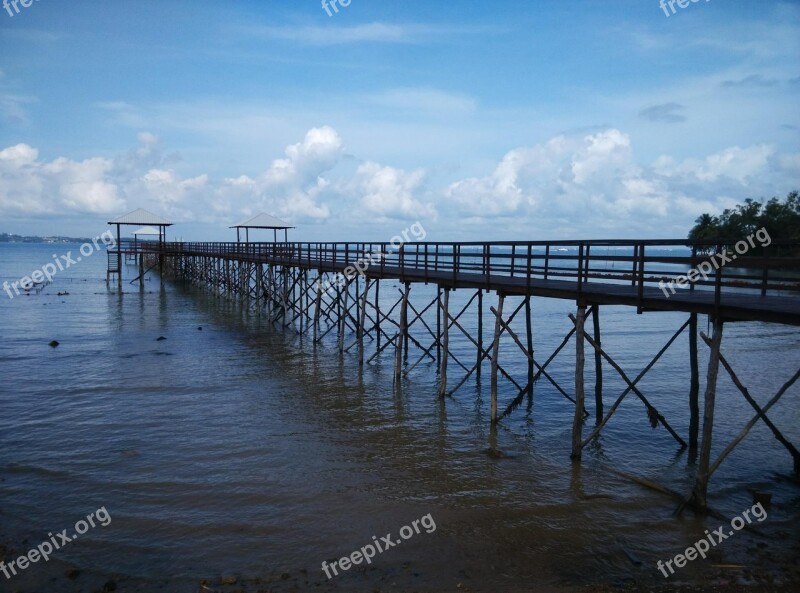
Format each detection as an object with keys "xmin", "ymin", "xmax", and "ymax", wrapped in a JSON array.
[
  {"xmin": 0, "ymin": 144, "xmax": 123, "ymax": 215},
  {"xmin": 1, "ymin": 127, "xmax": 796, "ymax": 238},
  {"xmin": 442, "ymin": 129, "xmax": 797, "ymax": 236},
  {"xmin": 352, "ymin": 162, "xmax": 433, "ymax": 219}
]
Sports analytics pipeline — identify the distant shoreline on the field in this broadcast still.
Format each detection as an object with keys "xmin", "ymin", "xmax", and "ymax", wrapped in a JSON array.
[{"xmin": 0, "ymin": 233, "xmax": 93, "ymax": 244}]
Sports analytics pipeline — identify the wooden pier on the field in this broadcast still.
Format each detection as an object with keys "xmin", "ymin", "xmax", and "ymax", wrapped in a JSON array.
[{"xmin": 118, "ymin": 238, "xmax": 800, "ymax": 511}]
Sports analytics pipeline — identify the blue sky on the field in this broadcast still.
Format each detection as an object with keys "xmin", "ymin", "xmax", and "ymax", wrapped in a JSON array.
[{"xmin": 0, "ymin": 0, "xmax": 798, "ymax": 241}]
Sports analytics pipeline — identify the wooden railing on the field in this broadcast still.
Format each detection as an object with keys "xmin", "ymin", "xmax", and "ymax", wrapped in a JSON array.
[{"xmin": 143, "ymin": 239, "xmax": 800, "ymax": 307}]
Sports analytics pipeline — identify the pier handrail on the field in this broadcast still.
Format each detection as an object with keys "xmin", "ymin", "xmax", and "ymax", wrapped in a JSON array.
[{"xmin": 137, "ymin": 238, "xmax": 800, "ymax": 313}]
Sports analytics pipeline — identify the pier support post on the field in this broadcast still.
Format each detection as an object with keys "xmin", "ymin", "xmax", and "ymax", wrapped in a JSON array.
[
  {"xmin": 690, "ymin": 318, "xmax": 723, "ymax": 510},
  {"xmin": 358, "ymin": 279, "xmax": 369, "ymax": 367},
  {"xmin": 436, "ymin": 286, "xmax": 442, "ymax": 365},
  {"xmin": 394, "ymin": 332, "xmax": 402, "ymax": 386},
  {"xmin": 313, "ymin": 272, "xmax": 322, "ymax": 342},
  {"xmin": 526, "ymin": 296, "xmax": 534, "ymax": 401},
  {"xmin": 593, "ymin": 306, "xmax": 603, "ymax": 425},
  {"xmin": 139, "ymin": 254, "xmax": 145, "ymax": 288},
  {"xmin": 374, "ymin": 279, "xmax": 381, "ymax": 353},
  {"xmin": 689, "ymin": 313, "xmax": 700, "ymax": 462},
  {"xmin": 490, "ymin": 294, "xmax": 505, "ymax": 424},
  {"xmin": 571, "ymin": 304, "xmax": 587, "ymax": 460},
  {"xmin": 438, "ymin": 288, "xmax": 450, "ymax": 399},
  {"xmin": 339, "ymin": 278, "xmax": 349, "ymax": 353},
  {"xmin": 477, "ymin": 290, "xmax": 483, "ymax": 381},
  {"xmin": 400, "ymin": 282, "xmax": 410, "ymax": 361}
]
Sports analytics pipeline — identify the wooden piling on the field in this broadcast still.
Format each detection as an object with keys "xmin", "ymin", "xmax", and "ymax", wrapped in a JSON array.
[
  {"xmin": 436, "ymin": 286, "xmax": 442, "ymax": 365},
  {"xmin": 313, "ymin": 272, "xmax": 322, "ymax": 342},
  {"xmin": 139, "ymin": 254, "xmax": 144, "ymax": 287},
  {"xmin": 394, "ymin": 332, "xmax": 402, "ymax": 386},
  {"xmin": 571, "ymin": 304, "xmax": 586, "ymax": 460},
  {"xmin": 490, "ymin": 294, "xmax": 505, "ymax": 424},
  {"xmin": 689, "ymin": 313, "xmax": 700, "ymax": 461},
  {"xmin": 339, "ymin": 279, "xmax": 348, "ymax": 353},
  {"xmin": 592, "ymin": 306, "xmax": 602, "ymax": 424},
  {"xmin": 358, "ymin": 279, "xmax": 368, "ymax": 367},
  {"xmin": 690, "ymin": 318, "xmax": 723, "ymax": 510},
  {"xmin": 526, "ymin": 296, "xmax": 534, "ymax": 401},
  {"xmin": 477, "ymin": 290, "xmax": 483, "ymax": 380},
  {"xmin": 439, "ymin": 288, "xmax": 450, "ymax": 399},
  {"xmin": 400, "ymin": 282, "xmax": 410, "ymax": 360}
]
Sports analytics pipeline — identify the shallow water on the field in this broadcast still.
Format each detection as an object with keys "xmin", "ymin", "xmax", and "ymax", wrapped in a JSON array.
[{"xmin": 0, "ymin": 242, "xmax": 798, "ymax": 592}]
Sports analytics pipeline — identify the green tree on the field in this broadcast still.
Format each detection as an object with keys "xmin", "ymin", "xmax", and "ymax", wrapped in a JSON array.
[{"xmin": 688, "ymin": 191, "xmax": 800, "ymax": 255}]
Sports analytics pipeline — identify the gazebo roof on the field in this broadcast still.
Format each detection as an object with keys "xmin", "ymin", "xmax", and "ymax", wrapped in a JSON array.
[
  {"xmin": 230, "ymin": 213, "xmax": 294, "ymax": 230},
  {"xmin": 108, "ymin": 208, "xmax": 173, "ymax": 226},
  {"xmin": 132, "ymin": 226, "xmax": 162, "ymax": 236}
]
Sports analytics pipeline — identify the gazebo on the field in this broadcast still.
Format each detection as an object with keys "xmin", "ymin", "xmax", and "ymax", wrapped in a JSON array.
[
  {"xmin": 107, "ymin": 208, "xmax": 173, "ymax": 284},
  {"xmin": 128, "ymin": 226, "xmax": 162, "ymax": 262},
  {"xmin": 230, "ymin": 213, "xmax": 294, "ymax": 243}
]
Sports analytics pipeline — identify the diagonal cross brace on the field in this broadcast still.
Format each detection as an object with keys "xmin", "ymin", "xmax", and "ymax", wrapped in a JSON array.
[{"xmin": 569, "ymin": 313, "xmax": 687, "ymax": 449}]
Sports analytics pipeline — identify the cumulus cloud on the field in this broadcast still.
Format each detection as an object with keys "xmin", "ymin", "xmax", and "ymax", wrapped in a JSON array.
[
  {"xmin": 441, "ymin": 129, "xmax": 797, "ymax": 236},
  {"xmin": 0, "ymin": 144, "xmax": 124, "ymax": 215},
  {"xmin": 351, "ymin": 162, "xmax": 433, "ymax": 219},
  {"xmin": 1, "ymin": 126, "xmax": 796, "ymax": 238}
]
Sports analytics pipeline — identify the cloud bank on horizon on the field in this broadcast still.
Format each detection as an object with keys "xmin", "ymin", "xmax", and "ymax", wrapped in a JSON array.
[{"xmin": 0, "ymin": 0, "xmax": 798, "ymax": 241}]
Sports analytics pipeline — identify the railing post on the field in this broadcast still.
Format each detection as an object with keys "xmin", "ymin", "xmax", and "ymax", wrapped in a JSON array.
[
  {"xmin": 584, "ymin": 244, "xmax": 591, "ymax": 282},
  {"xmin": 544, "ymin": 244, "xmax": 550, "ymax": 280},
  {"xmin": 526, "ymin": 244, "xmax": 532, "ymax": 291},
  {"xmin": 425, "ymin": 243, "xmax": 428, "ymax": 284},
  {"xmin": 637, "ymin": 242, "xmax": 646, "ymax": 311},
  {"xmin": 714, "ymin": 243, "xmax": 723, "ymax": 314},
  {"xmin": 511, "ymin": 244, "xmax": 516, "ymax": 278},
  {"xmin": 453, "ymin": 243, "xmax": 458, "ymax": 285}
]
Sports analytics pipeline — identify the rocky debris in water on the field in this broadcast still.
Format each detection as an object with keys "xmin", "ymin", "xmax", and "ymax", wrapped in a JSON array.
[
  {"xmin": 57, "ymin": 291, "xmax": 70, "ymax": 296},
  {"xmin": 48, "ymin": 340, "xmax": 59, "ymax": 348},
  {"xmin": 753, "ymin": 491, "xmax": 772, "ymax": 507},
  {"xmin": 198, "ymin": 326, "xmax": 203, "ymax": 330},
  {"xmin": 156, "ymin": 336, "xmax": 167, "ymax": 341},
  {"xmin": 221, "ymin": 575, "xmax": 237, "ymax": 585},
  {"xmin": 64, "ymin": 568, "xmax": 80, "ymax": 580}
]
